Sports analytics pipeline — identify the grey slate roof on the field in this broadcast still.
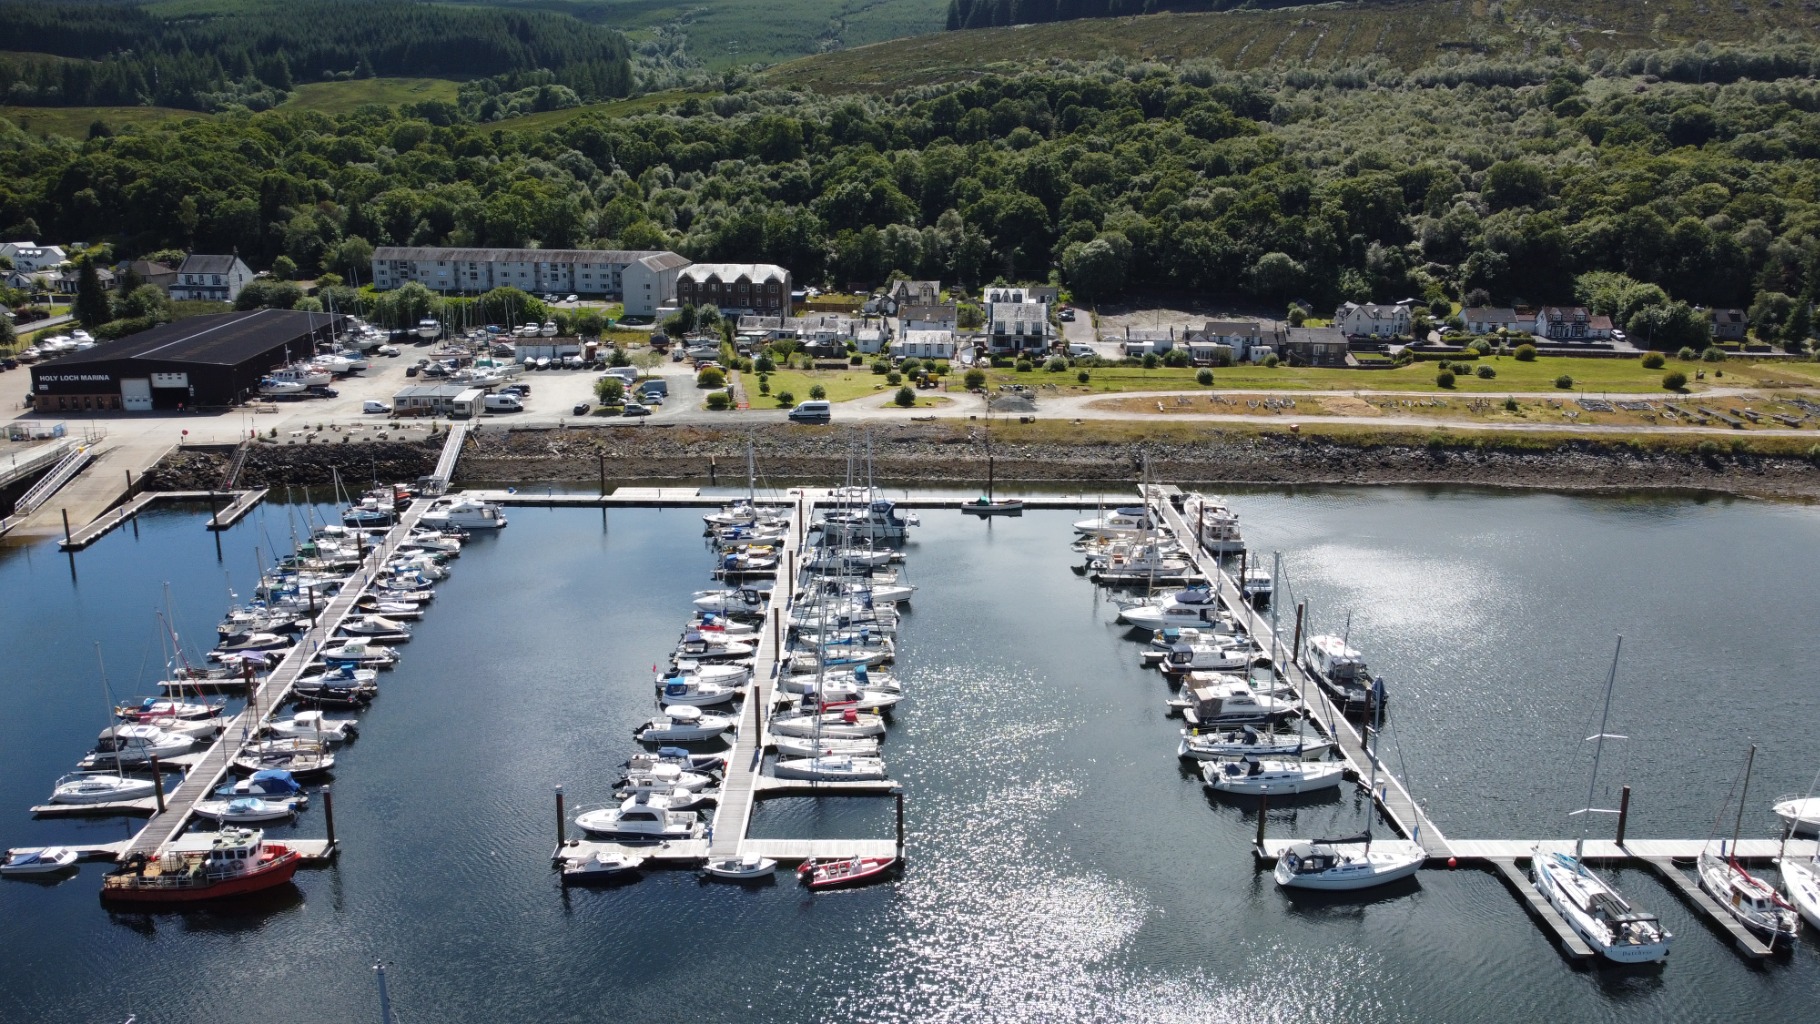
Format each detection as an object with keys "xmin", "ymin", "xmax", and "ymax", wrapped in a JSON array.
[{"xmin": 373, "ymin": 246, "xmax": 674, "ymax": 265}]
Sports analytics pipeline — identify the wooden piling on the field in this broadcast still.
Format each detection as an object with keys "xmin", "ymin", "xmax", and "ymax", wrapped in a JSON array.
[
  {"xmin": 1255, "ymin": 787, "xmax": 1268, "ymax": 849},
  {"xmin": 149, "ymin": 756, "xmax": 167, "ymax": 813},
  {"xmin": 322, "ymin": 785, "xmax": 337, "ymax": 849},
  {"xmin": 124, "ymin": 469, "xmax": 134, "ymax": 495},
  {"xmin": 895, "ymin": 792, "xmax": 906, "ymax": 858},
  {"xmin": 709, "ymin": 455, "xmax": 717, "ymax": 484},
  {"xmin": 597, "ymin": 452, "xmax": 606, "ymax": 496},
  {"xmin": 61, "ymin": 508, "xmax": 71, "ymax": 546},
  {"xmin": 1290, "ymin": 602, "xmax": 1305, "ymax": 657},
  {"xmin": 1616, "ymin": 785, "xmax": 1631, "ymax": 846},
  {"xmin": 555, "ymin": 784, "xmax": 567, "ymax": 847}
]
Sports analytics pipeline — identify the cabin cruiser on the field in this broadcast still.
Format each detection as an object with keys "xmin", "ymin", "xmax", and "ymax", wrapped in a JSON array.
[
  {"xmin": 1179, "ymin": 492, "xmax": 1246, "ymax": 554},
  {"xmin": 692, "ymin": 584, "xmax": 773, "ymax": 617},
  {"xmin": 635, "ymin": 705, "xmax": 735, "ymax": 743},
  {"xmin": 1201, "ymin": 757, "xmax": 1344, "ymax": 795},
  {"xmin": 561, "ymin": 851, "xmax": 646, "ymax": 884},
  {"xmin": 194, "ymin": 795, "xmax": 302, "ymax": 824},
  {"xmin": 341, "ymin": 497, "xmax": 395, "ymax": 527},
  {"xmin": 1118, "ymin": 596, "xmax": 1240, "ymax": 634},
  {"xmin": 416, "ymin": 318, "xmax": 442, "ymax": 339},
  {"xmin": 420, "ymin": 497, "xmax": 508, "ymax": 531},
  {"xmin": 1072, "ymin": 506, "xmax": 1156, "ymax": 538},
  {"xmin": 816, "ymin": 500, "xmax": 918, "ymax": 542},
  {"xmin": 1303, "ymin": 635, "xmax": 1387, "ymax": 715},
  {"xmin": 338, "ymin": 615, "xmax": 412, "ymax": 642},
  {"xmin": 1175, "ymin": 676, "xmax": 1297, "ymax": 728},
  {"xmin": 625, "ymin": 748, "xmax": 726, "ymax": 778},
  {"xmin": 620, "ymin": 761, "xmax": 715, "ymax": 794},
  {"xmin": 657, "ymin": 676, "xmax": 741, "ymax": 707},
  {"xmin": 1241, "ymin": 567, "xmax": 1273, "ymax": 604},
  {"xmin": 702, "ymin": 853, "xmax": 777, "ymax": 881},
  {"xmin": 666, "ymin": 662, "xmax": 753, "ymax": 689},
  {"xmin": 49, "ymin": 771, "xmax": 158, "ymax": 805},
  {"xmin": 2, "ymin": 847, "xmax": 79, "ymax": 876},
  {"xmin": 81, "ymin": 724, "xmax": 196, "ymax": 768},
  {"xmin": 574, "ymin": 793, "xmax": 699, "ymax": 842},
  {"xmin": 1158, "ymin": 640, "xmax": 1263, "ymax": 677},
  {"xmin": 265, "ymin": 710, "xmax": 359, "ymax": 745},
  {"xmin": 214, "ymin": 769, "xmax": 308, "ymax": 802},
  {"xmin": 716, "ymin": 547, "xmax": 779, "ymax": 576},
  {"xmin": 673, "ymin": 631, "xmax": 755, "ymax": 662},
  {"xmin": 1773, "ymin": 796, "xmax": 1820, "ymax": 835},
  {"xmin": 1274, "ymin": 833, "xmax": 1427, "ymax": 892},
  {"xmin": 318, "ymin": 639, "xmax": 400, "ymax": 666}
]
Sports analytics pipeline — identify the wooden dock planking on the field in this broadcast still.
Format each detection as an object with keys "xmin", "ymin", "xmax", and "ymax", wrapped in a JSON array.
[
  {"xmin": 742, "ymin": 838, "xmax": 898, "ymax": 864},
  {"xmin": 552, "ymin": 838, "xmax": 709, "ymax": 867},
  {"xmin": 1489, "ymin": 859, "xmax": 1598, "ymax": 960},
  {"xmin": 207, "ymin": 487, "xmax": 268, "ymax": 529},
  {"xmin": 1148, "ymin": 493, "xmax": 1451, "ymax": 856},
  {"xmin": 30, "ymin": 797, "xmax": 161, "ymax": 818},
  {"xmin": 751, "ymin": 778, "xmax": 902, "ymax": 797},
  {"xmin": 59, "ymin": 488, "xmax": 263, "ymax": 549}
]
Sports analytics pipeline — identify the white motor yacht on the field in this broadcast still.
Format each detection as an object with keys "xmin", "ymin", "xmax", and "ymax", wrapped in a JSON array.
[
  {"xmin": 673, "ymin": 632, "xmax": 755, "ymax": 661},
  {"xmin": 1274, "ymin": 834, "xmax": 1427, "ymax": 892},
  {"xmin": 1118, "ymin": 587, "xmax": 1236, "ymax": 632},
  {"xmin": 416, "ymin": 318, "xmax": 442, "ymax": 339},
  {"xmin": 1072, "ymin": 506, "xmax": 1156, "ymax": 538},
  {"xmin": 318, "ymin": 639, "xmax": 399, "ymax": 665},
  {"xmin": 265, "ymin": 710, "xmax": 359, "ymax": 745},
  {"xmin": 692, "ymin": 584, "xmax": 773, "ymax": 616},
  {"xmin": 49, "ymin": 772, "xmax": 158, "ymax": 805},
  {"xmin": 667, "ymin": 663, "xmax": 753, "ymax": 688},
  {"xmin": 1, "ymin": 847, "xmax": 79, "ymax": 876},
  {"xmin": 622, "ymin": 762, "xmax": 714, "ymax": 794},
  {"xmin": 561, "ymin": 851, "xmax": 645, "ymax": 884},
  {"xmin": 1158, "ymin": 640, "xmax": 1259, "ymax": 676},
  {"xmin": 1176, "ymin": 676, "xmax": 1297, "ymax": 728},
  {"xmin": 82, "ymin": 724, "xmax": 196, "ymax": 767},
  {"xmin": 420, "ymin": 497, "xmax": 508, "ymax": 530},
  {"xmin": 574, "ymin": 794, "xmax": 699, "ymax": 841},
  {"xmin": 636, "ymin": 705, "xmax": 735, "ymax": 743},
  {"xmin": 1772, "ymin": 796, "xmax": 1820, "ymax": 835},
  {"xmin": 772, "ymin": 754, "xmax": 889, "ymax": 781},
  {"xmin": 657, "ymin": 676, "xmax": 740, "ymax": 706},
  {"xmin": 194, "ymin": 795, "xmax": 302, "ymax": 824},
  {"xmin": 1179, "ymin": 492, "xmax": 1246, "ymax": 554},
  {"xmin": 1200, "ymin": 757, "xmax": 1344, "ymax": 795},
  {"xmin": 816, "ymin": 500, "xmax": 917, "ymax": 542}
]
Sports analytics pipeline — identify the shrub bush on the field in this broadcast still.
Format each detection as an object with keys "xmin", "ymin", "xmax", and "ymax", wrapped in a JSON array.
[
  {"xmin": 1513, "ymin": 343, "xmax": 1537, "ymax": 361},
  {"xmin": 1504, "ymin": 396, "xmax": 1519, "ymax": 412},
  {"xmin": 885, "ymin": 371, "xmax": 902, "ymax": 385},
  {"xmin": 900, "ymin": 358, "xmax": 922, "ymax": 377},
  {"xmin": 1045, "ymin": 357, "xmax": 1067, "ymax": 372},
  {"xmin": 1698, "ymin": 439, "xmax": 1722, "ymax": 457},
  {"xmin": 1555, "ymin": 374, "xmax": 1574, "ymax": 389},
  {"xmin": 754, "ymin": 353, "xmax": 775, "ymax": 373},
  {"xmin": 1701, "ymin": 346, "xmax": 1726, "ymax": 362},
  {"xmin": 1476, "ymin": 364, "xmax": 1496, "ymax": 379},
  {"xmin": 893, "ymin": 386, "xmax": 916, "ymax": 407},
  {"xmin": 1196, "ymin": 368, "xmax": 1213, "ymax": 385},
  {"xmin": 964, "ymin": 369, "xmax": 987, "ymax": 389},
  {"xmin": 1263, "ymin": 354, "xmax": 1279, "ymax": 368},
  {"xmin": 776, "ymin": 390, "xmax": 795, "ymax": 406},
  {"xmin": 1142, "ymin": 353, "xmax": 1160, "ymax": 370},
  {"xmin": 809, "ymin": 384, "xmax": 826, "ymax": 400},
  {"xmin": 1641, "ymin": 352, "xmax": 1665, "ymax": 369},
  {"xmin": 705, "ymin": 392, "xmax": 731, "ymax": 410},
  {"xmin": 1663, "ymin": 370, "xmax": 1688, "ymax": 390},
  {"xmin": 1077, "ymin": 370, "xmax": 1091, "ymax": 384},
  {"xmin": 1677, "ymin": 346, "xmax": 1698, "ymax": 361},
  {"xmin": 849, "ymin": 354, "xmax": 863, "ymax": 366},
  {"xmin": 757, "ymin": 377, "xmax": 770, "ymax": 395},
  {"xmin": 1162, "ymin": 348, "xmax": 1190, "ymax": 368},
  {"xmin": 1014, "ymin": 358, "xmax": 1034, "ymax": 372},
  {"xmin": 696, "ymin": 367, "xmax": 725, "ymax": 388},
  {"xmin": 931, "ymin": 361, "xmax": 950, "ymax": 376},
  {"xmin": 871, "ymin": 360, "xmax": 891, "ymax": 375},
  {"xmin": 1436, "ymin": 369, "xmax": 1456, "ymax": 388}
]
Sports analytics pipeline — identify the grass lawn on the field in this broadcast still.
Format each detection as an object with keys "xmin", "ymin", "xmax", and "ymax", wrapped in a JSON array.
[
  {"xmin": 279, "ymin": 78, "xmax": 458, "ymax": 115},
  {"xmin": 2, "ymin": 105, "xmax": 197, "ymax": 138},
  {"xmin": 982, "ymin": 355, "xmax": 1807, "ymax": 396},
  {"xmin": 761, "ymin": 369, "xmax": 906, "ymax": 404}
]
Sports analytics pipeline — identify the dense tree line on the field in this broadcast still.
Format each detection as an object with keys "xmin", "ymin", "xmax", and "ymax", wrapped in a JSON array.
[
  {"xmin": 0, "ymin": 0, "xmax": 631, "ymax": 111},
  {"xmin": 4, "ymin": 44, "xmax": 1820, "ymax": 348}
]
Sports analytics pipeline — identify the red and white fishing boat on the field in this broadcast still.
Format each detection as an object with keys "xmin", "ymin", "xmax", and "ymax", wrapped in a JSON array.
[
  {"xmin": 99, "ymin": 828, "xmax": 301, "ymax": 905},
  {"xmin": 797, "ymin": 855, "xmax": 896, "ymax": 890}
]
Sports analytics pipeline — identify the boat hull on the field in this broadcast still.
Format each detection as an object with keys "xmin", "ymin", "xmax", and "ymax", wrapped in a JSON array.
[{"xmin": 100, "ymin": 851, "xmax": 300, "ymax": 904}]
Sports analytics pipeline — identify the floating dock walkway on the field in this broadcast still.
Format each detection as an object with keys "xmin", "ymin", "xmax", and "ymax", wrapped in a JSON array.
[
  {"xmin": 58, "ymin": 488, "xmax": 267, "ymax": 550},
  {"xmin": 1144, "ymin": 487, "xmax": 1793, "ymax": 962}
]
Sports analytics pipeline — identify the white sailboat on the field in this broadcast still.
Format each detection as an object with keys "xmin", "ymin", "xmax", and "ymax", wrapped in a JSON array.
[
  {"xmin": 1273, "ymin": 697, "xmax": 1424, "ymax": 891},
  {"xmin": 1698, "ymin": 745, "xmax": 1799, "ymax": 947},
  {"xmin": 1529, "ymin": 637, "xmax": 1673, "ymax": 963}
]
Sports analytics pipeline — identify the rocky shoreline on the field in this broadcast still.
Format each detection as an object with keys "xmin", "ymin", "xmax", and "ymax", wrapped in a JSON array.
[{"xmin": 136, "ymin": 425, "xmax": 1820, "ymax": 499}]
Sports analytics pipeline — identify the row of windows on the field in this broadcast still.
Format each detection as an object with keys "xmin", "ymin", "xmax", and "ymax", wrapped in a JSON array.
[{"xmin": 42, "ymin": 395, "xmax": 121, "ymax": 411}]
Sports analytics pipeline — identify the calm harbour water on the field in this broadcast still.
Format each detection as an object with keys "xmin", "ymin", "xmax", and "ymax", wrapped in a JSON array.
[{"xmin": 2, "ymin": 486, "xmax": 1819, "ymax": 1023}]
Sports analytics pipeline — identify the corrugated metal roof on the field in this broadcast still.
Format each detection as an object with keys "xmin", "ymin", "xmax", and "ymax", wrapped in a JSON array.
[
  {"xmin": 373, "ymin": 246, "xmax": 676, "ymax": 266},
  {"xmin": 31, "ymin": 309, "xmax": 336, "ymax": 368}
]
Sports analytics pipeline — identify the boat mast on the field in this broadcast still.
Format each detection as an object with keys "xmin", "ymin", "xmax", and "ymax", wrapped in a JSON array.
[
  {"xmin": 1575, "ymin": 635, "xmax": 1625, "ymax": 862},
  {"xmin": 95, "ymin": 641, "xmax": 124, "ymax": 777},
  {"xmin": 1731, "ymin": 744, "xmax": 1757, "ymax": 861}
]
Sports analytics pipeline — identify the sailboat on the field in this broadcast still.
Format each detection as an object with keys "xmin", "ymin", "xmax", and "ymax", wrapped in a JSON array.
[
  {"xmin": 1529, "ymin": 637, "xmax": 1673, "ymax": 963},
  {"xmin": 1274, "ymin": 658, "xmax": 1424, "ymax": 891},
  {"xmin": 1698, "ymin": 745, "xmax": 1799, "ymax": 946},
  {"xmin": 960, "ymin": 425, "xmax": 1022, "ymax": 515},
  {"xmin": 57, "ymin": 644, "xmax": 165, "ymax": 803}
]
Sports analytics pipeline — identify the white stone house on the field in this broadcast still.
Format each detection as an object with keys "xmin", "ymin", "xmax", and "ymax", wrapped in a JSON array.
[
  {"xmin": 169, "ymin": 255, "xmax": 254, "ymax": 303},
  {"xmin": 1335, "ymin": 301, "xmax": 1410, "ymax": 338}
]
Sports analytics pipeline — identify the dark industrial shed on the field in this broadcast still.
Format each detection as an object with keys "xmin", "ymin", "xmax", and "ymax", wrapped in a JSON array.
[{"xmin": 30, "ymin": 310, "xmax": 341, "ymax": 413}]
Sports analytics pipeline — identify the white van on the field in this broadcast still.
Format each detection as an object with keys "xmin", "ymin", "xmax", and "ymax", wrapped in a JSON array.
[
  {"xmin": 788, "ymin": 400, "xmax": 832, "ymax": 423},
  {"xmin": 1067, "ymin": 343, "xmax": 1096, "ymax": 359},
  {"xmin": 483, "ymin": 393, "xmax": 524, "ymax": 413},
  {"xmin": 363, "ymin": 400, "xmax": 390, "ymax": 414},
  {"xmin": 600, "ymin": 366, "xmax": 638, "ymax": 385}
]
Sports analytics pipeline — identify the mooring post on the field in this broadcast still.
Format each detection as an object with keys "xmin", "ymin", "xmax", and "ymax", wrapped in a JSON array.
[
  {"xmin": 1290, "ymin": 602, "xmax": 1305, "ymax": 659},
  {"xmin": 1238, "ymin": 549, "xmax": 1248, "ymax": 610},
  {"xmin": 124, "ymin": 468, "xmax": 134, "ymax": 495},
  {"xmin": 895, "ymin": 791, "xmax": 906, "ymax": 858},
  {"xmin": 555, "ymin": 784, "xmax": 567, "ymax": 848},
  {"xmin": 1615, "ymin": 785, "xmax": 1631, "ymax": 846},
  {"xmin": 1255, "ymin": 787, "xmax": 1268, "ymax": 850},
  {"xmin": 709, "ymin": 455, "xmax": 717, "ymax": 485},
  {"xmin": 61, "ymin": 508, "xmax": 72, "ymax": 546},
  {"xmin": 207, "ymin": 489, "xmax": 221, "ymax": 527},
  {"xmin": 149, "ymin": 756, "xmax": 166, "ymax": 813},
  {"xmin": 323, "ymin": 785, "xmax": 337, "ymax": 849},
  {"xmin": 597, "ymin": 451, "xmax": 606, "ymax": 497}
]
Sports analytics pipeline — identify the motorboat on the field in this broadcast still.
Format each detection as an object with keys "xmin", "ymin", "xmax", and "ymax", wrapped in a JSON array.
[
  {"xmin": 1773, "ymin": 796, "xmax": 1820, "ymax": 835},
  {"xmin": 666, "ymin": 663, "xmax": 753, "ymax": 689},
  {"xmin": 194, "ymin": 795, "xmax": 302, "ymax": 824},
  {"xmin": 702, "ymin": 853, "xmax": 777, "ymax": 881},
  {"xmin": 115, "ymin": 696, "xmax": 225, "ymax": 722},
  {"xmin": 214, "ymin": 769, "xmax": 307, "ymax": 802},
  {"xmin": 816, "ymin": 500, "xmax": 918, "ymax": 543},
  {"xmin": 1158, "ymin": 640, "xmax": 1260, "ymax": 676},
  {"xmin": 772, "ymin": 754, "xmax": 889, "ymax": 781},
  {"xmin": 1241, "ymin": 566, "xmax": 1273, "ymax": 604},
  {"xmin": 615, "ymin": 779, "xmax": 716, "ymax": 811},
  {"xmin": 688, "ymin": 614, "xmax": 758, "ymax": 637},
  {"xmin": 416, "ymin": 318, "xmax": 442, "ymax": 340},
  {"xmin": 673, "ymin": 632, "xmax": 755, "ymax": 662},
  {"xmin": 265, "ymin": 710, "xmax": 359, "ymax": 745},
  {"xmin": 1303, "ymin": 634, "xmax": 1387, "ymax": 715},
  {"xmin": 539, "ymin": 321, "xmax": 557, "ymax": 337},
  {"xmin": 772, "ymin": 735, "xmax": 881, "ymax": 759},
  {"xmin": 635, "ymin": 705, "xmax": 735, "ymax": 743},
  {"xmin": 789, "ymin": 687, "xmax": 901, "ymax": 715},
  {"xmin": 574, "ymin": 794, "xmax": 699, "ymax": 842},
  {"xmin": 1176, "ymin": 677, "xmax": 1297, "ymax": 728},
  {"xmin": 621, "ymin": 761, "xmax": 715, "ymax": 794},
  {"xmin": 716, "ymin": 547, "xmax": 779, "ymax": 577},
  {"xmin": 626, "ymin": 748, "xmax": 726, "ymax": 777},
  {"xmin": 561, "ymin": 851, "xmax": 645, "ymax": 884},
  {"xmin": 341, "ymin": 499, "xmax": 395, "ymax": 528},
  {"xmin": 48, "ymin": 772, "xmax": 158, "ymax": 805},
  {"xmin": 1698, "ymin": 845, "xmax": 1799, "ymax": 945},
  {"xmin": 1273, "ymin": 833, "xmax": 1427, "ymax": 892},
  {"xmin": 81, "ymin": 724, "xmax": 196, "ymax": 768},
  {"xmin": 658, "ymin": 676, "xmax": 741, "ymax": 707},
  {"xmin": 535, "ymin": 357, "xmax": 552, "ymax": 370},
  {"xmin": 101, "ymin": 827, "xmax": 301, "ymax": 904},
  {"xmin": 1179, "ymin": 492, "xmax": 1246, "ymax": 554},
  {"xmin": 1072, "ymin": 506, "xmax": 1155, "ymax": 538},
  {"xmin": 1783, "ymin": 854, "xmax": 1820, "ymax": 931},
  {"xmin": 1118, "ymin": 587, "xmax": 1237, "ymax": 632},
  {"xmin": 420, "ymin": 497, "xmax": 507, "ymax": 530},
  {"xmin": 258, "ymin": 377, "xmax": 309, "ymax": 397},
  {"xmin": 338, "ymin": 615, "xmax": 412, "ymax": 642},
  {"xmin": 770, "ymin": 708, "xmax": 886, "ymax": 739},
  {"xmin": 1200, "ymin": 757, "xmax": 1344, "ymax": 796},
  {"xmin": 692, "ymin": 584, "xmax": 773, "ymax": 617},
  {"xmin": 232, "ymin": 740, "xmax": 335, "ymax": 778},
  {"xmin": 1177, "ymin": 726, "xmax": 1334, "ymax": 762},
  {"xmin": 294, "ymin": 670, "xmax": 378, "ymax": 707},
  {"xmin": 318, "ymin": 640, "xmax": 400, "ymax": 666},
  {"xmin": 355, "ymin": 597, "xmax": 425, "ymax": 619},
  {"xmin": 2, "ymin": 847, "xmax": 79, "ymax": 877},
  {"xmin": 798, "ymin": 855, "xmax": 895, "ymax": 889},
  {"xmin": 213, "ymin": 631, "xmax": 292, "ymax": 655}
]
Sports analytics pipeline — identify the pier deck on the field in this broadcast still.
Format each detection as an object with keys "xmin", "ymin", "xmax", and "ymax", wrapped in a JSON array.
[{"xmin": 58, "ymin": 488, "xmax": 265, "ymax": 549}]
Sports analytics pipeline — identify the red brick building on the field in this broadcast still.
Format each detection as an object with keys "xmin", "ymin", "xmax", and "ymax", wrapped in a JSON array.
[{"xmin": 674, "ymin": 263, "xmax": 792, "ymax": 315}]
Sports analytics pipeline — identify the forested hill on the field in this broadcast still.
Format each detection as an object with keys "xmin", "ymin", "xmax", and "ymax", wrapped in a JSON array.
[{"xmin": 0, "ymin": 0, "xmax": 632, "ymax": 110}]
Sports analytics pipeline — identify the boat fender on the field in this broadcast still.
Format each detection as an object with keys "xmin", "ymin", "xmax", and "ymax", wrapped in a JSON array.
[{"xmin": 1285, "ymin": 854, "xmax": 1299, "ymax": 871}]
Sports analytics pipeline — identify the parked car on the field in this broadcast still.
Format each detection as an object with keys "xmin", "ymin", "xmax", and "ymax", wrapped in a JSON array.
[
  {"xmin": 634, "ymin": 378, "xmax": 669, "ymax": 398},
  {"xmin": 404, "ymin": 365, "xmax": 420, "ymax": 377},
  {"xmin": 363, "ymin": 400, "xmax": 390, "ymax": 414},
  {"xmin": 1059, "ymin": 308, "xmax": 1076, "ymax": 321},
  {"xmin": 500, "ymin": 383, "xmax": 530, "ymax": 397},
  {"xmin": 483, "ymin": 393, "xmax": 524, "ymax": 413},
  {"xmin": 788, "ymin": 400, "xmax": 832, "ymax": 423},
  {"xmin": 621, "ymin": 402, "xmax": 652, "ymax": 417},
  {"xmin": 572, "ymin": 401, "xmax": 591, "ymax": 415},
  {"xmin": 0, "ymin": 357, "xmax": 17, "ymax": 371},
  {"xmin": 564, "ymin": 294, "xmax": 577, "ymax": 303}
]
